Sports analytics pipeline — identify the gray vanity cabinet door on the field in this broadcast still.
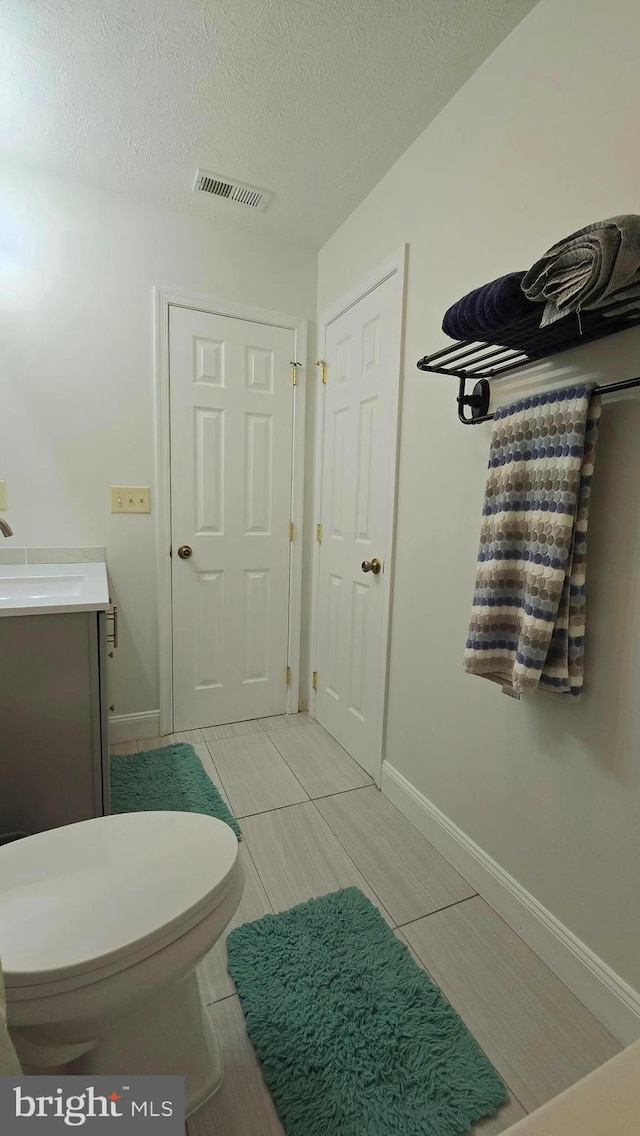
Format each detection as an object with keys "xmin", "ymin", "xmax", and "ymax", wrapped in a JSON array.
[
  {"xmin": 96, "ymin": 609, "xmax": 111, "ymax": 815},
  {"xmin": 0, "ymin": 612, "xmax": 106, "ymax": 836}
]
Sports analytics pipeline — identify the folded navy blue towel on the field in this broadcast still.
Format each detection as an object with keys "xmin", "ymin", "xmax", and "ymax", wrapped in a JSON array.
[
  {"xmin": 440, "ymin": 271, "xmax": 626, "ymax": 358},
  {"xmin": 442, "ymin": 272, "xmax": 536, "ymax": 340}
]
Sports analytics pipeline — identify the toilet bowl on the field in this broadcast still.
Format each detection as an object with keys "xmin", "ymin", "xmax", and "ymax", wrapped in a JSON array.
[{"xmin": 0, "ymin": 810, "xmax": 244, "ymax": 1116}]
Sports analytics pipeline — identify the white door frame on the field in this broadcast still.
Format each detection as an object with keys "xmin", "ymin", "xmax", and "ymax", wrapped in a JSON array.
[
  {"xmin": 309, "ymin": 246, "xmax": 407, "ymax": 781},
  {"xmin": 154, "ymin": 287, "xmax": 308, "ymax": 736}
]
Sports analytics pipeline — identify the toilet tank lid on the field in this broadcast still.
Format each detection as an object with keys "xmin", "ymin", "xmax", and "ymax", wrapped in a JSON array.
[{"xmin": 0, "ymin": 811, "xmax": 239, "ymax": 985}]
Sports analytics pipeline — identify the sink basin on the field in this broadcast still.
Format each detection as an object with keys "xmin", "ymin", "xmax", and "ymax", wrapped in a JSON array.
[
  {"xmin": 0, "ymin": 576, "xmax": 84, "ymax": 603},
  {"xmin": 0, "ymin": 560, "xmax": 108, "ymax": 617}
]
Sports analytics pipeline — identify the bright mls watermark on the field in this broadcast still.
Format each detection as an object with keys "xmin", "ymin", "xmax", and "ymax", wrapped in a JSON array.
[{"xmin": 0, "ymin": 1076, "xmax": 185, "ymax": 1132}]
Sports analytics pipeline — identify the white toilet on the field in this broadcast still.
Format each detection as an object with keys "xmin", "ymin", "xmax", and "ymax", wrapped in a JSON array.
[{"xmin": 0, "ymin": 810, "xmax": 244, "ymax": 1116}]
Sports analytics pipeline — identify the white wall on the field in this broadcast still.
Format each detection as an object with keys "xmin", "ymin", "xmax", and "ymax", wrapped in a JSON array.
[
  {"xmin": 0, "ymin": 168, "xmax": 317, "ymax": 719},
  {"xmin": 317, "ymin": 0, "xmax": 640, "ymax": 991}
]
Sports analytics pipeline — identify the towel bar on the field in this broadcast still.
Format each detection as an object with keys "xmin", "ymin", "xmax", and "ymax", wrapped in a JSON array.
[{"xmin": 452, "ymin": 373, "xmax": 640, "ymax": 426}]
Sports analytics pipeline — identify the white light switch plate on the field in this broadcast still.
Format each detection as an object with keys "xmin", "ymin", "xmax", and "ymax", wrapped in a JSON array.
[
  {"xmin": 0, "ymin": 482, "xmax": 6, "ymax": 511},
  {"xmin": 110, "ymin": 486, "xmax": 151, "ymax": 514}
]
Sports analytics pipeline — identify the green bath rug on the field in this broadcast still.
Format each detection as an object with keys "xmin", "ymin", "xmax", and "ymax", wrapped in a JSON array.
[
  {"xmin": 110, "ymin": 743, "xmax": 241, "ymax": 839},
  {"xmin": 227, "ymin": 887, "xmax": 507, "ymax": 1136}
]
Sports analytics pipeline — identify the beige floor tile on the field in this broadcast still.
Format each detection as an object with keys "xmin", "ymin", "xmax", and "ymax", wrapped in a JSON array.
[
  {"xmin": 393, "ymin": 926, "xmax": 422, "ymax": 959},
  {"xmin": 172, "ymin": 729, "xmax": 205, "ymax": 746},
  {"xmin": 241, "ymin": 801, "xmax": 394, "ymax": 925},
  {"xmin": 135, "ymin": 737, "xmax": 165, "ymax": 752},
  {"xmin": 191, "ymin": 743, "xmax": 232, "ymax": 807},
  {"xmin": 137, "ymin": 729, "xmax": 204, "ymax": 750},
  {"xmin": 393, "ymin": 929, "xmax": 527, "ymax": 1132},
  {"xmin": 401, "ymin": 896, "xmax": 620, "ymax": 1113},
  {"xmin": 469, "ymin": 1096, "xmax": 528, "ymax": 1135},
  {"xmin": 187, "ymin": 996, "xmax": 283, "ymax": 1136},
  {"xmin": 211, "ymin": 733, "xmax": 308, "ymax": 818},
  {"xmin": 197, "ymin": 846, "xmax": 272, "ymax": 1004},
  {"xmin": 316, "ymin": 786, "xmax": 475, "ymax": 925},
  {"xmin": 257, "ymin": 713, "xmax": 313, "ymax": 732},
  {"xmin": 269, "ymin": 722, "xmax": 372, "ymax": 797},
  {"xmin": 201, "ymin": 721, "xmax": 263, "ymax": 743},
  {"xmin": 109, "ymin": 740, "xmax": 139, "ymax": 755}
]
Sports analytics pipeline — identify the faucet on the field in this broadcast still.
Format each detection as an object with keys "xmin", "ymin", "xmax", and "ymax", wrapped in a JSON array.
[{"xmin": 0, "ymin": 519, "xmax": 13, "ymax": 537}]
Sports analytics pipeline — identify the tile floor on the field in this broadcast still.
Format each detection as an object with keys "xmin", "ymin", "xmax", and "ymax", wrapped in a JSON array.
[{"xmin": 113, "ymin": 715, "xmax": 620, "ymax": 1135}]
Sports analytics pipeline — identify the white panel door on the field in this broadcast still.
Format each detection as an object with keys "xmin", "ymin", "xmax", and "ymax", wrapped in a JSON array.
[
  {"xmin": 170, "ymin": 306, "xmax": 296, "ymax": 730},
  {"xmin": 315, "ymin": 267, "xmax": 403, "ymax": 779}
]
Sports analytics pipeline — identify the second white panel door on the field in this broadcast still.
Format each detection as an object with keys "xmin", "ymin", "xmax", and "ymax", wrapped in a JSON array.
[
  {"xmin": 315, "ymin": 266, "xmax": 403, "ymax": 779},
  {"xmin": 170, "ymin": 306, "xmax": 296, "ymax": 730}
]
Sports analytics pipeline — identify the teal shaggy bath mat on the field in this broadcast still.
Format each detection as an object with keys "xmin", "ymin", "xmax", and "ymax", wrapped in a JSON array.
[
  {"xmin": 227, "ymin": 887, "xmax": 507, "ymax": 1136},
  {"xmin": 110, "ymin": 743, "xmax": 241, "ymax": 839}
]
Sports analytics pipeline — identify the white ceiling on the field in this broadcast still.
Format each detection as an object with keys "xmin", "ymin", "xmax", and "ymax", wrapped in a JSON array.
[{"xmin": 1, "ymin": 0, "xmax": 539, "ymax": 249}]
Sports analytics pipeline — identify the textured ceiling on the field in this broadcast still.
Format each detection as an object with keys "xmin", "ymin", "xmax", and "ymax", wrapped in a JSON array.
[{"xmin": 1, "ymin": 0, "xmax": 539, "ymax": 248}]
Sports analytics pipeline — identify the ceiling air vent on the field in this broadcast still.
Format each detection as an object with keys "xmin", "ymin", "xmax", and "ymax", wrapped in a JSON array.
[{"xmin": 193, "ymin": 169, "xmax": 272, "ymax": 212}]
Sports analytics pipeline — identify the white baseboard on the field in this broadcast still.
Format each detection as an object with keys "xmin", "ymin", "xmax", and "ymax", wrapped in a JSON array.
[
  {"xmin": 108, "ymin": 710, "xmax": 161, "ymax": 744},
  {"xmin": 381, "ymin": 760, "xmax": 640, "ymax": 1046}
]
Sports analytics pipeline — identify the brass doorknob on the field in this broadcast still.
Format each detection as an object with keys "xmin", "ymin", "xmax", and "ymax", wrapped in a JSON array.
[
  {"xmin": 361, "ymin": 558, "xmax": 382, "ymax": 575},
  {"xmin": 177, "ymin": 545, "xmax": 193, "ymax": 560}
]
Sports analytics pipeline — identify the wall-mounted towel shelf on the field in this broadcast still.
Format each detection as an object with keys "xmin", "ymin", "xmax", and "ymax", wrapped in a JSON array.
[{"xmin": 417, "ymin": 307, "xmax": 640, "ymax": 425}]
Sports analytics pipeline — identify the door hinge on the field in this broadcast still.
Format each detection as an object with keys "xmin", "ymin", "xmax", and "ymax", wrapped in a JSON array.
[
  {"xmin": 288, "ymin": 521, "xmax": 295, "ymax": 541},
  {"xmin": 312, "ymin": 670, "xmax": 318, "ymax": 691},
  {"xmin": 316, "ymin": 523, "xmax": 323, "ymax": 543},
  {"xmin": 169, "ymin": 546, "xmax": 172, "ymax": 558},
  {"xmin": 315, "ymin": 359, "xmax": 327, "ymax": 384},
  {"xmin": 286, "ymin": 665, "xmax": 292, "ymax": 686},
  {"xmin": 290, "ymin": 361, "xmax": 301, "ymax": 386}
]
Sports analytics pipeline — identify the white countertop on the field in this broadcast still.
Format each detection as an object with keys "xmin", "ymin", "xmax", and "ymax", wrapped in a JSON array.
[{"xmin": 0, "ymin": 561, "xmax": 109, "ymax": 617}]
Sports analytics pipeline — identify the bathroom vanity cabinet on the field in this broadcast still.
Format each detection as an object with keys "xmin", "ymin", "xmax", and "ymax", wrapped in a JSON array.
[{"xmin": 0, "ymin": 609, "xmax": 110, "ymax": 836}]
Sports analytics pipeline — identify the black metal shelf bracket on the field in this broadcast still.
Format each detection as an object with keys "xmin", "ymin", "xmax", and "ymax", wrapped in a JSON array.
[
  {"xmin": 457, "ymin": 377, "xmax": 491, "ymax": 424},
  {"xmin": 418, "ymin": 308, "xmax": 640, "ymax": 425}
]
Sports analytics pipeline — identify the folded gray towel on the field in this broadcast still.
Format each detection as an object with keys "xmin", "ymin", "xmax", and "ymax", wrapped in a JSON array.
[
  {"xmin": 522, "ymin": 215, "xmax": 640, "ymax": 326},
  {"xmin": 599, "ymin": 283, "xmax": 640, "ymax": 319}
]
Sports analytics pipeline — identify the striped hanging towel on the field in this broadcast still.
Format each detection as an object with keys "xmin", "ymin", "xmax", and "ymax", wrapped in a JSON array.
[{"xmin": 464, "ymin": 384, "xmax": 601, "ymax": 697}]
